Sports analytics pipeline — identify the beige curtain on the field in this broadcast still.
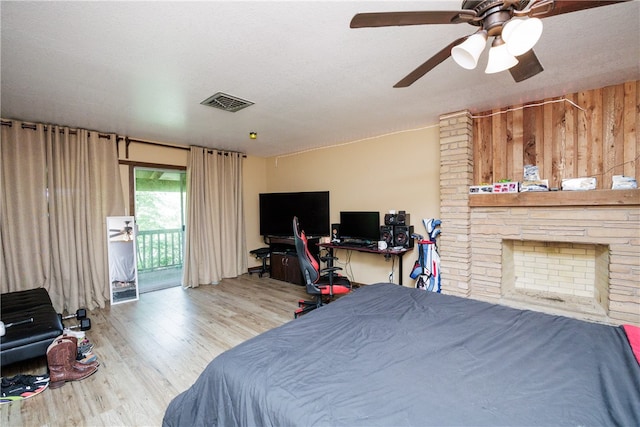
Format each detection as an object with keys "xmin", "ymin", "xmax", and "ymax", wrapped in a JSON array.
[
  {"xmin": 0, "ymin": 122, "xmax": 50, "ymax": 296},
  {"xmin": 0, "ymin": 120, "xmax": 125, "ymax": 312},
  {"xmin": 183, "ymin": 147, "xmax": 247, "ymax": 287}
]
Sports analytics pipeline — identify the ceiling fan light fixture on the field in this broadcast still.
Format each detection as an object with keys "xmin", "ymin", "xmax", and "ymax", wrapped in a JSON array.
[
  {"xmin": 451, "ymin": 30, "xmax": 487, "ymax": 70},
  {"xmin": 485, "ymin": 36, "xmax": 518, "ymax": 74},
  {"xmin": 502, "ymin": 17, "xmax": 543, "ymax": 57}
]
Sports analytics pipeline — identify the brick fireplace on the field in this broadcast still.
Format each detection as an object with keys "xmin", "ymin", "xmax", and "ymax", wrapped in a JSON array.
[
  {"xmin": 506, "ymin": 240, "xmax": 609, "ymax": 312},
  {"xmin": 438, "ymin": 111, "xmax": 640, "ymax": 325}
]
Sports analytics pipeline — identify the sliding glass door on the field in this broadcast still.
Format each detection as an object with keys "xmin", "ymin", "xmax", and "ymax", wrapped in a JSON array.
[{"xmin": 134, "ymin": 167, "xmax": 186, "ymax": 293}]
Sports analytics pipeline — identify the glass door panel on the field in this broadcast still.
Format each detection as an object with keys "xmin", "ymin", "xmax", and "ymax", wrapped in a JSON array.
[{"xmin": 134, "ymin": 167, "xmax": 186, "ymax": 293}]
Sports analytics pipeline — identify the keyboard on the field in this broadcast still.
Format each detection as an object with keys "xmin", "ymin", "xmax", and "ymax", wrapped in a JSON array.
[{"xmin": 338, "ymin": 241, "xmax": 376, "ymax": 249}]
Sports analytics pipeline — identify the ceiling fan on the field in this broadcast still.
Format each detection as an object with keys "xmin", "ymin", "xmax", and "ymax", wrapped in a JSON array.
[
  {"xmin": 110, "ymin": 221, "xmax": 134, "ymax": 241},
  {"xmin": 350, "ymin": 0, "xmax": 628, "ymax": 87}
]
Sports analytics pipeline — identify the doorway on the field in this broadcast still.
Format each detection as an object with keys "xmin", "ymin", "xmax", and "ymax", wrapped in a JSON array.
[{"xmin": 134, "ymin": 167, "xmax": 186, "ymax": 293}]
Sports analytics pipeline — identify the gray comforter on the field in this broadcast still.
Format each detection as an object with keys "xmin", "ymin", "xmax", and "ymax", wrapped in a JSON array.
[{"xmin": 163, "ymin": 283, "xmax": 640, "ymax": 426}]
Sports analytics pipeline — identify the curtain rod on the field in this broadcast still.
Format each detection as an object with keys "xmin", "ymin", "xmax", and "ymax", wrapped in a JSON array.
[
  {"xmin": 2, "ymin": 119, "xmax": 247, "ymax": 158},
  {"xmin": 119, "ymin": 136, "xmax": 246, "ymax": 158},
  {"xmin": 1, "ymin": 120, "xmax": 113, "ymax": 139},
  {"xmin": 119, "ymin": 136, "xmax": 189, "ymax": 151}
]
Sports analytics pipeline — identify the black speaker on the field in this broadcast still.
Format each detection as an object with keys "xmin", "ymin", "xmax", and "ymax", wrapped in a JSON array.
[
  {"xmin": 379, "ymin": 225, "xmax": 393, "ymax": 245},
  {"xmin": 385, "ymin": 211, "xmax": 410, "ymax": 226},
  {"xmin": 331, "ymin": 223, "xmax": 340, "ymax": 241},
  {"xmin": 384, "ymin": 213, "xmax": 397, "ymax": 226},
  {"xmin": 396, "ymin": 211, "xmax": 410, "ymax": 226},
  {"xmin": 393, "ymin": 225, "xmax": 414, "ymax": 248}
]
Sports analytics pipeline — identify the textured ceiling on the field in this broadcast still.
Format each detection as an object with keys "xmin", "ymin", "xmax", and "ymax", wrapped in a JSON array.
[{"xmin": 1, "ymin": 1, "xmax": 639, "ymax": 158}]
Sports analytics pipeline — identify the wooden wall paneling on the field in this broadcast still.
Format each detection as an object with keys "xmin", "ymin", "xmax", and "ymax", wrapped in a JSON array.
[
  {"xmin": 470, "ymin": 81, "xmax": 637, "ymax": 191},
  {"xmin": 481, "ymin": 114, "xmax": 493, "ymax": 184},
  {"xmin": 472, "ymin": 118, "xmax": 478, "ymax": 184},
  {"xmin": 483, "ymin": 113, "xmax": 492, "ymax": 183},
  {"xmin": 506, "ymin": 109, "xmax": 514, "ymax": 180},
  {"xmin": 636, "ymin": 81, "xmax": 640, "ymax": 184},
  {"xmin": 542, "ymin": 100, "xmax": 554, "ymax": 186},
  {"xmin": 613, "ymin": 84, "xmax": 625, "ymax": 183},
  {"xmin": 551, "ymin": 98, "xmax": 566, "ymax": 188},
  {"xmin": 492, "ymin": 109, "xmax": 507, "ymax": 181},
  {"xmin": 576, "ymin": 91, "xmax": 590, "ymax": 178},
  {"xmin": 533, "ymin": 103, "xmax": 545, "ymax": 181},
  {"xmin": 564, "ymin": 94, "xmax": 577, "ymax": 180},
  {"xmin": 637, "ymin": 80, "xmax": 640, "ymax": 184},
  {"xmin": 632, "ymin": 80, "xmax": 640, "ymax": 183},
  {"xmin": 589, "ymin": 88, "xmax": 604, "ymax": 187},
  {"xmin": 622, "ymin": 81, "xmax": 638, "ymax": 180},
  {"xmin": 522, "ymin": 103, "xmax": 537, "ymax": 167},
  {"xmin": 511, "ymin": 106, "xmax": 524, "ymax": 182},
  {"xmin": 602, "ymin": 85, "xmax": 615, "ymax": 188},
  {"xmin": 614, "ymin": 84, "xmax": 626, "ymax": 181},
  {"xmin": 602, "ymin": 85, "xmax": 625, "ymax": 189},
  {"xmin": 473, "ymin": 115, "xmax": 493, "ymax": 184}
]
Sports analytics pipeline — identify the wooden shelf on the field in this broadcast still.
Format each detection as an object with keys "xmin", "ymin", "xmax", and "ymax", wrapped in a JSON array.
[{"xmin": 469, "ymin": 189, "xmax": 640, "ymax": 207}]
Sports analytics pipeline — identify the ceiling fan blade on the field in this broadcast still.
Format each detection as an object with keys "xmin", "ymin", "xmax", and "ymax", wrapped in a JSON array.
[
  {"xmin": 542, "ymin": 0, "xmax": 629, "ymax": 18},
  {"xmin": 110, "ymin": 231, "xmax": 125, "ymax": 238},
  {"xmin": 394, "ymin": 36, "xmax": 469, "ymax": 88},
  {"xmin": 509, "ymin": 50, "xmax": 544, "ymax": 83},
  {"xmin": 350, "ymin": 10, "xmax": 476, "ymax": 28}
]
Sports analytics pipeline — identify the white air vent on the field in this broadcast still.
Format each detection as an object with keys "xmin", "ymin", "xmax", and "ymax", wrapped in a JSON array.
[{"xmin": 200, "ymin": 92, "xmax": 254, "ymax": 112}]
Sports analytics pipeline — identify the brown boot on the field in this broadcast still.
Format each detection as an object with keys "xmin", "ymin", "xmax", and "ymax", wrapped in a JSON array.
[
  {"xmin": 50, "ymin": 335, "xmax": 98, "ymax": 371},
  {"xmin": 47, "ymin": 335, "xmax": 98, "ymax": 389},
  {"xmin": 60, "ymin": 334, "xmax": 100, "ymax": 370}
]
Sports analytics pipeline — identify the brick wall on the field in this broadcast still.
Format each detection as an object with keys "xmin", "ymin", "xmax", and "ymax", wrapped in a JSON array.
[
  {"xmin": 438, "ymin": 111, "xmax": 473, "ymax": 296},
  {"xmin": 512, "ymin": 241, "xmax": 598, "ymax": 298},
  {"xmin": 439, "ymin": 110, "xmax": 640, "ymax": 326},
  {"xmin": 506, "ymin": 240, "xmax": 610, "ymax": 318},
  {"xmin": 471, "ymin": 206, "xmax": 639, "ymax": 324}
]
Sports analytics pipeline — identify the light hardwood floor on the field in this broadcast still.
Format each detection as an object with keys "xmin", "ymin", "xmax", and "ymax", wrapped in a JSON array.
[{"xmin": 1, "ymin": 275, "xmax": 309, "ymax": 426}]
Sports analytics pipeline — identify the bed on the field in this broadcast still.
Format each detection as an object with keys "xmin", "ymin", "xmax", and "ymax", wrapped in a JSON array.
[{"xmin": 163, "ymin": 283, "xmax": 640, "ymax": 426}]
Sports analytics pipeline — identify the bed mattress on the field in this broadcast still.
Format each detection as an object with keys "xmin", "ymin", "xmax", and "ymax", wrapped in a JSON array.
[{"xmin": 164, "ymin": 283, "xmax": 640, "ymax": 426}]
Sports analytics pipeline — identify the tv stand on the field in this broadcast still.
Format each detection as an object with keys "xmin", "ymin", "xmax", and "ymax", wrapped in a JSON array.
[{"xmin": 268, "ymin": 236, "xmax": 319, "ymax": 285}]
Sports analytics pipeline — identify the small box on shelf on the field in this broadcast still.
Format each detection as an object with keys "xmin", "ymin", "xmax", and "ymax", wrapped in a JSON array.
[
  {"xmin": 612, "ymin": 175, "xmax": 637, "ymax": 190},
  {"xmin": 561, "ymin": 177, "xmax": 596, "ymax": 191},
  {"xmin": 520, "ymin": 179, "xmax": 549, "ymax": 192},
  {"xmin": 469, "ymin": 185, "xmax": 493, "ymax": 194},
  {"xmin": 492, "ymin": 182, "xmax": 519, "ymax": 193}
]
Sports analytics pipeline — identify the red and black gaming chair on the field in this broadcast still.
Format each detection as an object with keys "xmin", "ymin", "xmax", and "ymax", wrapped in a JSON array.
[{"xmin": 293, "ymin": 216, "xmax": 351, "ymax": 318}]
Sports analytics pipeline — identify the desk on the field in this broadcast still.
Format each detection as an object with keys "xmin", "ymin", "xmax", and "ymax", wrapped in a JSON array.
[{"xmin": 318, "ymin": 243, "xmax": 412, "ymax": 286}]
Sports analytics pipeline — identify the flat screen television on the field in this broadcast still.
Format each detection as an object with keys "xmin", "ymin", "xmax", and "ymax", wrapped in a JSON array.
[
  {"xmin": 259, "ymin": 191, "xmax": 330, "ymax": 237},
  {"xmin": 339, "ymin": 211, "xmax": 380, "ymax": 242}
]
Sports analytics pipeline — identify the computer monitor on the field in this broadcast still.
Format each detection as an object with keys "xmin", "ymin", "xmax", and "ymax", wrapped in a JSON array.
[{"xmin": 339, "ymin": 211, "xmax": 380, "ymax": 242}]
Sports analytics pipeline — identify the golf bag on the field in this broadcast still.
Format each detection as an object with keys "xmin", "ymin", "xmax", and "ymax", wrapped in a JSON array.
[{"xmin": 410, "ymin": 218, "xmax": 441, "ymax": 293}]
